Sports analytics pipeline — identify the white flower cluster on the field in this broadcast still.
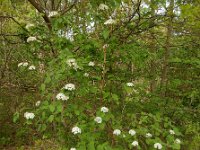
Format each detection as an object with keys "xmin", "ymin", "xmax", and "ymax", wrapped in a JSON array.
[
  {"xmin": 24, "ymin": 112, "xmax": 35, "ymax": 120},
  {"xmin": 67, "ymin": 58, "xmax": 79, "ymax": 70},
  {"xmin": 129, "ymin": 129, "xmax": 136, "ymax": 136},
  {"xmin": 84, "ymin": 73, "xmax": 89, "ymax": 77},
  {"xmin": 28, "ymin": 65, "xmax": 36, "ymax": 70},
  {"xmin": 113, "ymin": 129, "xmax": 121, "ymax": 135},
  {"xmin": 48, "ymin": 11, "xmax": 59, "ymax": 17},
  {"xmin": 94, "ymin": 117, "xmax": 102, "ymax": 124},
  {"xmin": 56, "ymin": 93, "xmax": 69, "ymax": 101},
  {"xmin": 131, "ymin": 141, "xmax": 138, "ymax": 147},
  {"xmin": 64, "ymin": 83, "xmax": 75, "ymax": 91},
  {"xmin": 18, "ymin": 62, "xmax": 29, "ymax": 67},
  {"xmin": 175, "ymin": 138, "xmax": 181, "ymax": 144},
  {"xmin": 25, "ymin": 23, "xmax": 34, "ymax": 29},
  {"xmin": 169, "ymin": 129, "xmax": 175, "ymax": 135},
  {"xmin": 104, "ymin": 18, "xmax": 116, "ymax": 25},
  {"xmin": 101, "ymin": 106, "xmax": 109, "ymax": 113},
  {"xmin": 126, "ymin": 82, "xmax": 134, "ymax": 87},
  {"xmin": 99, "ymin": 4, "xmax": 109, "ymax": 10},
  {"xmin": 18, "ymin": 62, "xmax": 36, "ymax": 70},
  {"xmin": 70, "ymin": 148, "xmax": 76, "ymax": 150},
  {"xmin": 146, "ymin": 133, "xmax": 152, "ymax": 138},
  {"xmin": 35, "ymin": 101, "xmax": 41, "ymax": 107},
  {"xmin": 154, "ymin": 143, "xmax": 162, "ymax": 149},
  {"xmin": 72, "ymin": 126, "xmax": 81, "ymax": 134},
  {"xmin": 27, "ymin": 36, "xmax": 37, "ymax": 42},
  {"xmin": 88, "ymin": 61, "xmax": 95, "ymax": 67}
]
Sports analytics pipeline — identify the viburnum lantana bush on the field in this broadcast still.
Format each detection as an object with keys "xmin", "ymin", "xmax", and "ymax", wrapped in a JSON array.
[{"xmin": 22, "ymin": 1, "xmax": 183, "ymax": 150}]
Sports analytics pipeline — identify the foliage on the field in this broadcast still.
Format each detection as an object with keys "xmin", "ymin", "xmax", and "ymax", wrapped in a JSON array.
[{"xmin": 0, "ymin": 0, "xmax": 200, "ymax": 150}]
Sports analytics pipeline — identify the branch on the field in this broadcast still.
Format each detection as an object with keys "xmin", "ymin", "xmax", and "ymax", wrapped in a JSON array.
[{"xmin": 27, "ymin": 0, "xmax": 52, "ymax": 30}]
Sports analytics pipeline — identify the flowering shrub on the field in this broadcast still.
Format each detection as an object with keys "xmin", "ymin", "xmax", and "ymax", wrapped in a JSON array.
[{"xmin": 8, "ymin": 1, "xmax": 199, "ymax": 150}]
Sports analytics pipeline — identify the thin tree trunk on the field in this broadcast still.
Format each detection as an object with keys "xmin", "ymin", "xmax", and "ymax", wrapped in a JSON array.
[{"xmin": 160, "ymin": 0, "xmax": 174, "ymax": 96}]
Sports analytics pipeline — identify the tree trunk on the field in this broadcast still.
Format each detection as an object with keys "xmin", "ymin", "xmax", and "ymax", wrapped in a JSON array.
[{"xmin": 160, "ymin": 0, "xmax": 174, "ymax": 96}]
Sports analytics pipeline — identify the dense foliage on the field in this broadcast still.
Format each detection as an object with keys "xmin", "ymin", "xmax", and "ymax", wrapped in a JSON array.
[{"xmin": 0, "ymin": 0, "xmax": 199, "ymax": 150}]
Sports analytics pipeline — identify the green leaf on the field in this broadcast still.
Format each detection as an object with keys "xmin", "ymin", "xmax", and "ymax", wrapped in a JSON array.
[
  {"xmin": 112, "ymin": 94, "xmax": 119, "ymax": 101},
  {"xmin": 87, "ymin": 141, "xmax": 95, "ymax": 150},
  {"xmin": 41, "ymin": 83, "xmax": 46, "ymax": 92},
  {"xmin": 13, "ymin": 112, "xmax": 19, "ymax": 123},
  {"xmin": 102, "ymin": 29, "xmax": 109, "ymax": 40},
  {"xmin": 49, "ymin": 104, "xmax": 55, "ymax": 112},
  {"xmin": 48, "ymin": 115, "xmax": 54, "ymax": 122}
]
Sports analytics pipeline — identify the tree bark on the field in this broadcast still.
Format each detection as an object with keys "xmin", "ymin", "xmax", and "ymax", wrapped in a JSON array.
[{"xmin": 160, "ymin": 0, "xmax": 174, "ymax": 96}]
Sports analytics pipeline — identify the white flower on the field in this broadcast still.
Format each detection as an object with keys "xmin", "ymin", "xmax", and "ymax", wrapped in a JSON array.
[
  {"xmin": 64, "ymin": 83, "xmax": 75, "ymax": 91},
  {"xmin": 18, "ymin": 62, "xmax": 28, "ymax": 67},
  {"xmin": 104, "ymin": 18, "xmax": 116, "ymax": 25},
  {"xmin": 99, "ymin": 4, "xmax": 109, "ymax": 10},
  {"xmin": 25, "ymin": 23, "xmax": 34, "ymax": 29},
  {"xmin": 131, "ymin": 141, "xmax": 138, "ymax": 147},
  {"xmin": 84, "ymin": 73, "xmax": 89, "ymax": 77},
  {"xmin": 129, "ymin": 129, "xmax": 136, "ymax": 136},
  {"xmin": 56, "ymin": 93, "xmax": 69, "ymax": 101},
  {"xmin": 154, "ymin": 143, "xmax": 162, "ymax": 149},
  {"xmin": 146, "ymin": 133, "xmax": 152, "ymax": 138},
  {"xmin": 28, "ymin": 65, "xmax": 36, "ymax": 70},
  {"xmin": 27, "ymin": 36, "xmax": 37, "ymax": 42},
  {"xmin": 70, "ymin": 148, "xmax": 76, "ymax": 150},
  {"xmin": 67, "ymin": 58, "xmax": 79, "ymax": 70},
  {"xmin": 18, "ymin": 62, "xmax": 24, "ymax": 67},
  {"xmin": 94, "ymin": 117, "xmax": 102, "ymax": 124},
  {"xmin": 113, "ymin": 129, "xmax": 121, "ymax": 136},
  {"xmin": 24, "ymin": 112, "xmax": 35, "ymax": 120},
  {"xmin": 169, "ymin": 129, "xmax": 175, "ymax": 135},
  {"xmin": 126, "ymin": 82, "xmax": 134, "ymax": 87},
  {"xmin": 88, "ymin": 61, "xmax": 95, "ymax": 67},
  {"xmin": 23, "ymin": 62, "xmax": 29, "ymax": 67},
  {"xmin": 175, "ymin": 138, "xmax": 181, "ymax": 144},
  {"xmin": 103, "ymin": 44, "xmax": 109, "ymax": 49},
  {"xmin": 101, "ymin": 107, "xmax": 109, "ymax": 113},
  {"xmin": 67, "ymin": 58, "xmax": 77, "ymax": 67},
  {"xmin": 35, "ymin": 101, "xmax": 41, "ymax": 107},
  {"xmin": 72, "ymin": 126, "xmax": 81, "ymax": 134},
  {"xmin": 48, "ymin": 11, "xmax": 59, "ymax": 17}
]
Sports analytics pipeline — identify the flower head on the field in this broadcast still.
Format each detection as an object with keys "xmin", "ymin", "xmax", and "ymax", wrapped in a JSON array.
[
  {"xmin": 99, "ymin": 4, "xmax": 109, "ymax": 10},
  {"xmin": 129, "ymin": 129, "xmax": 136, "ymax": 136},
  {"xmin": 25, "ymin": 23, "xmax": 34, "ymax": 29},
  {"xmin": 28, "ymin": 65, "xmax": 36, "ymax": 70},
  {"xmin": 23, "ymin": 62, "xmax": 29, "ymax": 67},
  {"xmin": 48, "ymin": 11, "xmax": 59, "ymax": 17},
  {"xmin": 126, "ymin": 82, "xmax": 134, "ymax": 87},
  {"xmin": 104, "ymin": 18, "xmax": 116, "ymax": 25},
  {"xmin": 27, "ymin": 36, "xmax": 37, "ymax": 42},
  {"xmin": 56, "ymin": 93, "xmax": 69, "ymax": 101},
  {"xmin": 101, "ymin": 107, "xmax": 109, "ymax": 113},
  {"xmin": 131, "ymin": 141, "xmax": 138, "ymax": 147},
  {"xmin": 18, "ymin": 62, "xmax": 29, "ymax": 67},
  {"xmin": 169, "ymin": 129, "xmax": 175, "ymax": 135},
  {"xmin": 64, "ymin": 83, "xmax": 75, "ymax": 91},
  {"xmin": 175, "ymin": 138, "xmax": 181, "ymax": 144},
  {"xmin": 94, "ymin": 117, "xmax": 102, "ymax": 124},
  {"xmin": 70, "ymin": 148, "xmax": 76, "ymax": 150},
  {"xmin": 88, "ymin": 61, "xmax": 95, "ymax": 67},
  {"xmin": 146, "ymin": 133, "xmax": 152, "ymax": 138},
  {"xmin": 113, "ymin": 129, "xmax": 121, "ymax": 136},
  {"xmin": 35, "ymin": 101, "xmax": 41, "ymax": 107},
  {"xmin": 84, "ymin": 73, "xmax": 89, "ymax": 77},
  {"xmin": 72, "ymin": 126, "xmax": 81, "ymax": 134},
  {"xmin": 67, "ymin": 58, "xmax": 79, "ymax": 70},
  {"xmin": 24, "ymin": 112, "xmax": 35, "ymax": 120},
  {"xmin": 154, "ymin": 143, "xmax": 162, "ymax": 149}
]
